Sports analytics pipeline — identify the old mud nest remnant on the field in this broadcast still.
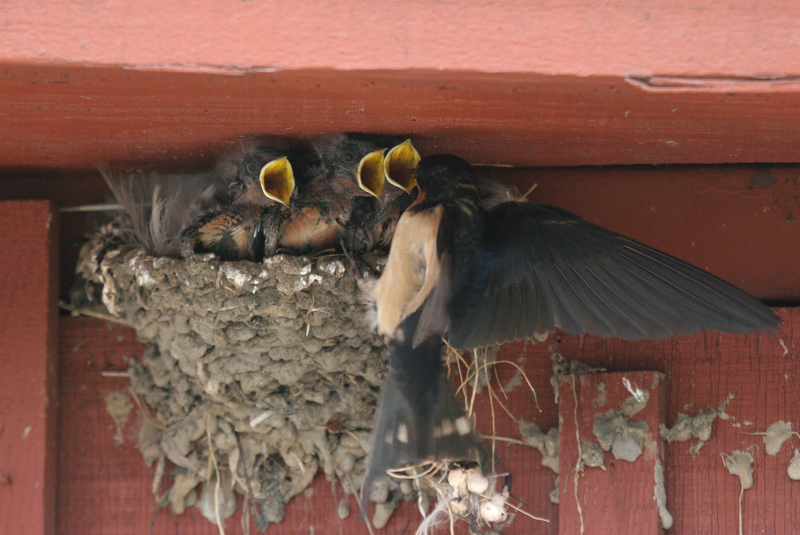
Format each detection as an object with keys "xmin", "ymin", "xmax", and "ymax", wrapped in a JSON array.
[{"xmin": 73, "ymin": 220, "xmax": 390, "ymax": 529}]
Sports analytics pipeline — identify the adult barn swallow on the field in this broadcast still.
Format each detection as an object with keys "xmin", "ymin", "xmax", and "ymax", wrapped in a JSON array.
[
  {"xmin": 179, "ymin": 138, "xmax": 296, "ymax": 261},
  {"xmin": 343, "ymin": 139, "xmax": 520, "ymax": 254},
  {"xmin": 362, "ymin": 154, "xmax": 779, "ymax": 500},
  {"xmin": 100, "ymin": 138, "xmax": 296, "ymax": 261},
  {"xmin": 278, "ymin": 133, "xmax": 392, "ymax": 254}
]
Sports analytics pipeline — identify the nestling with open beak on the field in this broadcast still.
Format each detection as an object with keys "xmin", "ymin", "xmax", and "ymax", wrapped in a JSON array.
[
  {"xmin": 342, "ymin": 138, "xmax": 420, "ymax": 253},
  {"xmin": 342, "ymin": 139, "xmax": 526, "ymax": 253},
  {"xmin": 360, "ymin": 153, "xmax": 780, "ymax": 508},
  {"xmin": 276, "ymin": 133, "xmax": 394, "ymax": 255},
  {"xmin": 179, "ymin": 138, "xmax": 297, "ymax": 261}
]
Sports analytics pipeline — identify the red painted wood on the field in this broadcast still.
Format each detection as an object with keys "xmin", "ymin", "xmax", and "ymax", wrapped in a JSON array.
[
  {"xmin": 511, "ymin": 308, "xmax": 800, "ymax": 535},
  {"xmin": 0, "ymin": 201, "xmax": 59, "ymax": 535},
  {"xmin": 57, "ymin": 311, "xmax": 800, "ymax": 535},
  {"xmin": 1, "ymin": 1, "xmax": 799, "ymax": 77},
  {"xmin": 498, "ymin": 164, "xmax": 800, "ymax": 303},
  {"xmin": 557, "ymin": 372, "xmax": 668, "ymax": 535},
  {"xmin": 0, "ymin": 171, "xmax": 111, "ymax": 304},
  {"xmin": 1, "ymin": 65, "xmax": 800, "ymax": 171}
]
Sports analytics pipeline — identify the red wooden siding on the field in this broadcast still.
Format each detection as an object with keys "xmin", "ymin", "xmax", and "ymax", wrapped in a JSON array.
[{"xmin": 0, "ymin": 201, "xmax": 59, "ymax": 535}]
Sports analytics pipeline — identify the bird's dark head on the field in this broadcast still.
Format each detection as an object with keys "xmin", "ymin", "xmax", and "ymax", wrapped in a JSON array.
[
  {"xmin": 312, "ymin": 133, "xmax": 393, "ymax": 199},
  {"xmin": 217, "ymin": 138, "xmax": 295, "ymax": 206},
  {"xmin": 414, "ymin": 154, "xmax": 479, "ymax": 203}
]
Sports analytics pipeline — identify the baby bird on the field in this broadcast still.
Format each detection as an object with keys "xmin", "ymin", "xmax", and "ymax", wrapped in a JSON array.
[
  {"xmin": 100, "ymin": 138, "xmax": 296, "ymax": 261},
  {"xmin": 99, "ymin": 164, "xmax": 224, "ymax": 258},
  {"xmin": 277, "ymin": 133, "xmax": 390, "ymax": 255},
  {"xmin": 179, "ymin": 138, "xmax": 297, "ymax": 261},
  {"xmin": 342, "ymin": 139, "xmax": 420, "ymax": 253}
]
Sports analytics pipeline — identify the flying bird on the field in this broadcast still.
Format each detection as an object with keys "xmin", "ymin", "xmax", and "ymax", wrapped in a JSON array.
[{"xmin": 361, "ymin": 153, "xmax": 780, "ymax": 504}]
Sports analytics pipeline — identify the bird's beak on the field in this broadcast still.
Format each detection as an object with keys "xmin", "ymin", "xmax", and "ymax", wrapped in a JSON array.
[
  {"xmin": 260, "ymin": 157, "xmax": 295, "ymax": 207},
  {"xmin": 384, "ymin": 139, "xmax": 420, "ymax": 193},
  {"xmin": 357, "ymin": 149, "xmax": 387, "ymax": 199}
]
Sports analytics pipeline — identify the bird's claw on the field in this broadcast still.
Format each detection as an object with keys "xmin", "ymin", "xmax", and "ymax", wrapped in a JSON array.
[{"xmin": 339, "ymin": 237, "xmax": 377, "ymax": 282}]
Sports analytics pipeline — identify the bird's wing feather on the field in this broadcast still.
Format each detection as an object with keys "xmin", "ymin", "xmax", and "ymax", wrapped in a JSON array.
[
  {"xmin": 99, "ymin": 164, "xmax": 222, "ymax": 256},
  {"xmin": 447, "ymin": 202, "xmax": 779, "ymax": 349}
]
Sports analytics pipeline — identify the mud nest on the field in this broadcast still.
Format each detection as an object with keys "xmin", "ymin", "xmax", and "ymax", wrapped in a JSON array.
[{"xmin": 72, "ymin": 219, "xmax": 392, "ymax": 530}]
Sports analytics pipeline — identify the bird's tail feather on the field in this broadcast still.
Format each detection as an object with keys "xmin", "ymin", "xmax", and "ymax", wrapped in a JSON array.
[{"xmin": 361, "ymin": 362, "xmax": 486, "ymax": 515}]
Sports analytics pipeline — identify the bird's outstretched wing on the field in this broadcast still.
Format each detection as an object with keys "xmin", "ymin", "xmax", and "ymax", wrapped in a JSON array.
[{"xmin": 447, "ymin": 202, "xmax": 780, "ymax": 349}]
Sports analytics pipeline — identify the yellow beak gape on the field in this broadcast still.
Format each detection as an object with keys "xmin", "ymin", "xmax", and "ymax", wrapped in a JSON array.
[
  {"xmin": 260, "ymin": 157, "xmax": 295, "ymax": 207},
  {"xmin": 357, "ymin": 149, "xmax": 388, "ymax": 199},
  {"xmin": 384, "ymin": 139, "xmax": 420, "ymax": 194}
]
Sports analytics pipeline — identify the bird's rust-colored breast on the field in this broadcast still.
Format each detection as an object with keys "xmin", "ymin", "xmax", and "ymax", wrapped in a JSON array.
[{"xmin": 279, "ymin": 205, "xmax": 340, "ymax": 253}]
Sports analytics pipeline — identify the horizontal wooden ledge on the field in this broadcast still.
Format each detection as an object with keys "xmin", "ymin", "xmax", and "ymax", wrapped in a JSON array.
[
  {"xmin": 2, "ymin": 0, "xmax": 800, "ymax": 78},
  {"xmin": 2, "ymin": 65, "xmax": 800, "ymax": 171}
]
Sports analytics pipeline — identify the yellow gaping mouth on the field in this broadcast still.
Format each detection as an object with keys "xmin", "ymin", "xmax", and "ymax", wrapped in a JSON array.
[
  {"xmin": 259, "ymin": 156, "xmax": 295, "ymax": 207},
  {"xmin": 384, "ymin": 139, "xmax": 420, "ymax": 193},
  {"xmin": 357, "ymin": 149, "xmax": 387, "ymax": 199}
]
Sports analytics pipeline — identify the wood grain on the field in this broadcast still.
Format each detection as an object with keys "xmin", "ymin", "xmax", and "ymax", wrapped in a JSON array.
[
  {"xmin": 557, "ymin": 371, "xmax": 668, "ymax": 535},
  {"xmin": 1, "ymin": 0, "xmax": 799, "ymax": 77},
  {"xmin": 0, "ymin": 201, "xmax": 59, "ymax": 535},
  {"xmin": 1, "ymin": 65, "xmax": 800, "ymax": 172}
]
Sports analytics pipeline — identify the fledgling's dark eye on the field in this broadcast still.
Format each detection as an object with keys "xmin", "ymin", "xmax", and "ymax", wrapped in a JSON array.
[
  {"xmin": 343, "ymin": 153, "xmax": 355, "ymax": 163},
  {"xmin": 245, "ymin": 161, "xmax": 259, "ymax": 175}
]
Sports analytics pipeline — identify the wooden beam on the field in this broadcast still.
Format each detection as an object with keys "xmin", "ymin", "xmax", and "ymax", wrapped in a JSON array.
[
  {"xmin": 1, "ymin": 66, "xmax": 800, "ymax": 171},
  {"xmin": 0, "ymin": 201, "xmax": 59, "ymax": 535}
]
